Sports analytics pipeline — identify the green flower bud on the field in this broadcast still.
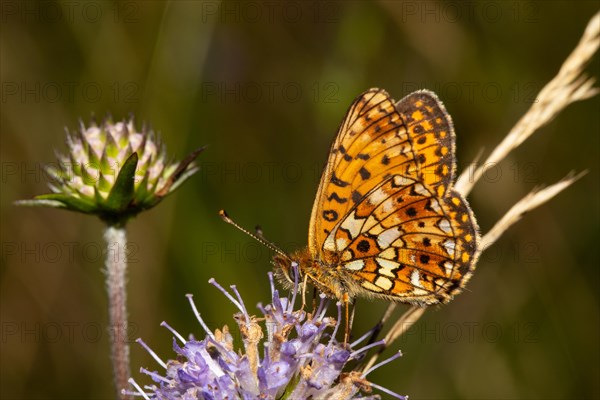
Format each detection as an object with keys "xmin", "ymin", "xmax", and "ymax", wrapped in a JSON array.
[{"xmin": 17, "ymin": 116, "xmax": 204, "ymax": 225}]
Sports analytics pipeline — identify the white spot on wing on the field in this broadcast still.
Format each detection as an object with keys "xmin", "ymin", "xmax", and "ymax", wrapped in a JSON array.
[
  {"xmin": 393, "ymin": 175, "xmax": 414, "ymax": 187},
  {"xmin": 413, "ymin": 183, "xmax": 429, "ymax": 196},
  {"xmin": 324, "ymin": 233, "xmax": 337, "ymax": 251},
  {"xmin": 410, "ymin": 269, "xmax": 423, "ymax": 288},
  {"xmin": 381, "ymin": 198, "xmax": 395, "ymax": 214},
  {"xmin": 376, "ymin": 257, "xmax": 399, "ymax": 278},
  {"xmin": 442, "ymin": 239, "xmax": 455, "ymax": 257},
  {"xmin": 368, "ymin": 187, "xmax": 387, "ymax": 206},
  {"xmin": 341, "ymin": 210, "xmax": 363, "ymax": 239},
  {"xmin": 444, "ymin": 261, "xmax": 453, "ymax": 276},
  {"xmin": 377, "ymin": 227, "xmax": 401, "ymax": 248},
  {"xmin": 439, "ymin": 218, "xmax": 452, "ymax": 234},
  {"xmin": 336, "ymin": 237, "xmax": 349, "ymax": 250},
  {"xmin": 361, "ymin": 281, "xmax": 383, "ymax": 292},
  {"xmin": 429, "ymin": 198, "xmax": 442, "ymax": 213},
  {"xmin": 375, "ymin": 276, "xmax": 393, "ymax": 290},
  {"xmin": 344, "ymin": 259, "xmax": 365, "ymax": 271}
]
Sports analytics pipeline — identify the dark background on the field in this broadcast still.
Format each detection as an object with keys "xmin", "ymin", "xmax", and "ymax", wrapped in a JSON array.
[{"xmin": 1, "ymin": 1, "xmax": 599, "ymax": 399}]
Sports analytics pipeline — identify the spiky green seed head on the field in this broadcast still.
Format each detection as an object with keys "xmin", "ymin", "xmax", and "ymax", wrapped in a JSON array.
[{"xmin": 17, "ymin": 116, "xmax": 204, "ymax": 225}]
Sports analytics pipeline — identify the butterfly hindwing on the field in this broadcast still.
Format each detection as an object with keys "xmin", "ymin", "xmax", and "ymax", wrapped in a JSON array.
[{"xmin": 327, "ymin": 175, "xmax": 478, "ymax": 303}]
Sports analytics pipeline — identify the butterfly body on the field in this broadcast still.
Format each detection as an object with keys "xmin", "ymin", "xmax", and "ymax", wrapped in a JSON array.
[
  {"xmin": 275, "ymin": 88, "xmax": 479, "ymax": 306},
  {"xmin": 275, "ymin": 245, "xmax": 400, "ymax": 301}
]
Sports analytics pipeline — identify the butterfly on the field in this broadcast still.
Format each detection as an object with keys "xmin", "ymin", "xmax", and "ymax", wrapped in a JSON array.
[{"xmin": 271, "ymin": 88, "xmax": 479, "ymax": 307}]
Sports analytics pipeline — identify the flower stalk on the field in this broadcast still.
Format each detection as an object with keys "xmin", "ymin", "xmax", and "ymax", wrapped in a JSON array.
[
  {"xmin": 104, "ymin": 225, "xmax": 131, "ymax": 399},
  {"xmin": 17, "ymin": 116, "xmax": 203, "ymax": 398}
]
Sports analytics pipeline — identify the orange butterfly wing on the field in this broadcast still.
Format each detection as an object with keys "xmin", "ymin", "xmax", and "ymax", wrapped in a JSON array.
[
  {"xmin": 396, "ymin": 90, "xmax": 456, "ymax": 198},
  {"xmin": 308, "ymin": 88, "xmax": 479, "ymax": 304},
  {"xmin": 308, "ymin": 89, "xmax": 417, "ymax": 257}
]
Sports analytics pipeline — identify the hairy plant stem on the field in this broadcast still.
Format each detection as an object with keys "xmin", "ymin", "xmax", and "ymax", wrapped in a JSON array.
[{"xmin": 104, "ymin": 225, "xmax": 131, "ymax": 400}]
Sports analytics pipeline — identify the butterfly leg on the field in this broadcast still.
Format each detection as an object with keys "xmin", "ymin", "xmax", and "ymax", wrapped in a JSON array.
[{"xmin": 343, "ymin": 293, "xmax": 350, "ymax": 345}]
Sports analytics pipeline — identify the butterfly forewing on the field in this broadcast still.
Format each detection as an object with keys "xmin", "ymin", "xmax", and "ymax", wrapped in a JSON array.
[
  {"xmin": 396, "ymin": 90, "xmax": 456, "ymax": 198},
  {"xmin": 309, "ymin": 89, "xmax": 420, "ymax": 258}
]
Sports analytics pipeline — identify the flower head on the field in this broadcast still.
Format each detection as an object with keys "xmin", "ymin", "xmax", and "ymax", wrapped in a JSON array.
[
  {"xmin": 127, "ymin": 267, "xmax": 406, "ymax": 399},
  {"xmin": 17, "ymin": 116, "xmax": 204, "ymax": 224}
]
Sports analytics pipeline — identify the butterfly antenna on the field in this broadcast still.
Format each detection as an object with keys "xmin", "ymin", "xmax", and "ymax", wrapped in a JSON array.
[{"xmin": 219, "ymin": 210, "xmax": 288, "ymax": 258}]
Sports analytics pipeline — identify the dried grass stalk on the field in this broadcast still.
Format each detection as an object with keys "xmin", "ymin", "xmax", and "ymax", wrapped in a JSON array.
[{"xmin": 363, "ymin": 12, "xmax": 599, "ymax": 373}]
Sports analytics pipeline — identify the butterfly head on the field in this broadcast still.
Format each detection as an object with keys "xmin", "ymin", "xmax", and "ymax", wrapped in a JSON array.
[
  {"xmin": 272, "ymin": 249, "xmax": 316, "ymax": 289},
  {"xmin": 272, "ymin": 248, "xmax": 348, "ymax": 300}
]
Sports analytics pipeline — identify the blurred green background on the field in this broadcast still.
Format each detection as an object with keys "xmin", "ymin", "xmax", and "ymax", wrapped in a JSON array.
[{"xmin": 1, "ymin": 1, "xmax": 599, "ymax": 399}]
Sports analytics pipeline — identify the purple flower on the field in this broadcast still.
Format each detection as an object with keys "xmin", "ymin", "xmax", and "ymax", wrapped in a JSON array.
[{"xmin": 126, "ymin": 266, "xmax": 406, "ymax": 399}]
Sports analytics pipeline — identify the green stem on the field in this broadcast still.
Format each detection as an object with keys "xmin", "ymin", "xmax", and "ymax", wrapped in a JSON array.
[{"xmin": 104, "ymin": 225, "xmax": 131, "ymax": 399}]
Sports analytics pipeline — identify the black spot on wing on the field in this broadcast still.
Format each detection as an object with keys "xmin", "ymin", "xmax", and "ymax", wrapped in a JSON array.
[
  {"xmin": 357, "ymin": 240, "xmax": 371, "ymax": 253},
  {"xmin": 425, "ymin": 200, "xmax": 434, "ymax": 212},
  {"xmin": 359, "ymin": 167, "xmax": 371, "ymax": 180},
  {"xmin": 323, "ymin": 210, "xmax": 339, "ymax": 222},
  {"xmin": 327, "ymin": 192, "xmax": 347, "ymax": 204},
  {"xmin": 331, "ymin": 172, "xmax": 349, "ymax": 187}
]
